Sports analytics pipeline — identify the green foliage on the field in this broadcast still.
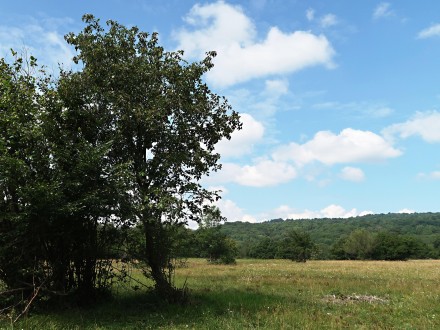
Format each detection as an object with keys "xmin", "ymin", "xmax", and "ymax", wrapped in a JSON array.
[
  {"xmin": 276, "ymin": 230, "xmax": 315, "ymax": 262},
  {"xmin": 0, "ymin": 52, "xmax": 127, "ymax": 313},
  {"xmin": 220, "ymin": 213, "xmax": 440, "ymax": 260},
  {"xmin": 61, "ymin": 15, "xmax": 240, "ymax": 300},
  {"xmin": 369, "ymin": 232, "xmax": 432, "ymax": 261},
  {"xmin": 197, "ymin": 227, "xmax": 237, "ymax": 264},
  {"xmin": 248, "ymin": 237, "xmax": 278, "ymax": 259},
  {"xmin": 337, "ymin": 229, "xmax": 375, "ymax": 260},
  {"xmin": 1, "ymin": 13, "xmax": 240, "ymax": 309},
  {"xmin": 196, "ymin": 206, "xmax": 237, "ymax": 264},
  {"xmin": 120, "ymin": 213, "xmax": 438, "ymax": 263},
  {"xmin": 331, "ymin": 230, "xmax": 433, "ymax": 261}
]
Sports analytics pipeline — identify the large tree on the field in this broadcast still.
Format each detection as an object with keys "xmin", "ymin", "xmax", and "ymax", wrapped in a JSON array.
[{"xmin": 62, "ymin": 15, "xmax": 241, "ymax": 300}]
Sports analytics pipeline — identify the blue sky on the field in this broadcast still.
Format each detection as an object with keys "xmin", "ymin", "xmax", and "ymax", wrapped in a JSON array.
[{"xmin": 2, "ymin": 1, "xmax": 440, "ymax": 222}]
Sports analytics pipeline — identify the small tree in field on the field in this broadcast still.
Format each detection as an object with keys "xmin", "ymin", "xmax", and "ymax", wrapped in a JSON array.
[
  {"xmin": 197, "ymin": 206, "xmax": 237, "ymax": 264},
  {"xmin": 343, "ymin": 229, "xmax": 375, "ymax": 260},
  {"xmin": 277, "ymin": 230, "xmax": 315, "ymax": 262}
]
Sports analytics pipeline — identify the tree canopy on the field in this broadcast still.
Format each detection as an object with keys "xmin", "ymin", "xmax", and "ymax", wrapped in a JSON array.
[{"xmin": 0, "ymin": 14, "xmax": 241, "ymax": 309}]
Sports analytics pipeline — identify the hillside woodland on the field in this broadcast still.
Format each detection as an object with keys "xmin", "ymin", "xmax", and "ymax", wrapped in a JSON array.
[
  {"xmin": 217, "ymin": 212, "xmax": 440, "ymax": 260},
  {"xmin": 167, "ymin": 212, "xmax": 440, "ymax": 261}
]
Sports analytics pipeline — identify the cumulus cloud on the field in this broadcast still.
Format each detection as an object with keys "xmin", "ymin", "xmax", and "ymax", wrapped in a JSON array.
[
  {"xmin": 418, "ymin": 24, "xmax": 440, "ymax": 39},
  {"xmin": 175, "ymin": 1, "xmax": 335, "ymax": 87},
  {"xmin": 398, "ymin": 208, "xmax": 415, "ymax": 214},
  {"xmin": 383, "ymin": 111, "xmax": 440, "ymax": 143},
  {"xmin": 188, "ymin": 197, "xmax": 257, "ymax": 227},
  {"xmin": 373, "ymin": 2, "xmax": 393, "ymax": 19},
  {"xmin": 339, "ymin": 166, "xmax": 365, "ymax": 182},
  {"xmin": 177, "ymin": 2, "xmax": 256, "ymax": 55},
  {"xmin": 210, "ymin": 199, "xmax": 417, "ymax": 223},
  {"xmin": 264, "ymin": 204, "xmax": 373, "ymax": 220},
  {"xmin": 205, "ymin": 159, "xmax": 297, "ymax": 187},
  {"xmin": 210, "ymin": 126, "xmax": 401, "ymax": 188},
  {"xmin": 215, "ymin": 113, "xmax": 264, "ymax": 158},
  {"xmin": 215, "ymin": 198, "xmax": 257, "ymax": 222},
  {"xmin": 196, "ymin": 187, "xmax": 256, "ymax": 224},
  {"xmin": 273, "ymin": 128, "xmax": 402, "ymax": 166},
  {"xmin": 233, "ymin": 160, "xmax": 297, "ymax": 187}
]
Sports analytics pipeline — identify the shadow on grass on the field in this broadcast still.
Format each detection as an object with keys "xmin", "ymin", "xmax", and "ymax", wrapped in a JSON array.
[{"xmin": 11, "ymin": 287, "xmax": 290, "ymax": 329}]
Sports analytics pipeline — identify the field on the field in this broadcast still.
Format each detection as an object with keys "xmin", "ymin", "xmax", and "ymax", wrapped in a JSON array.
[{"xmin": 2, "ymin": 259, "xmax": 440, "ymax": 329}]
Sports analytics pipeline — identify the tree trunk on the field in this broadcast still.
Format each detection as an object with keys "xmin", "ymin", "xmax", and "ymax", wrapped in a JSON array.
[{"xmin": 143, "ymin": 219, "xmax": 182, "ymax": 302}]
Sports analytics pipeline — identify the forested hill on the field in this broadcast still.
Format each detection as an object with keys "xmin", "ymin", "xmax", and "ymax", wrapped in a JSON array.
[{"xmin": 220, "ymin": 212, "xmax": 440, "ymax": 259}]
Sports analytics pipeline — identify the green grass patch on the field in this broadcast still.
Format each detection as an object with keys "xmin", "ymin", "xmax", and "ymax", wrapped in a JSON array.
[{"xmin": 2, "ymin": 259, "xmax": 440, "ymax": 329}]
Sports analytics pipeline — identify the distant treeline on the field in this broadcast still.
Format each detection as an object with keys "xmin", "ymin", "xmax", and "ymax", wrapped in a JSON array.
[
  {"xmin": 218, "ymin": 212, "xmax": 440, "ymax": 260},
  {"xmin": 125, "ymin": 213, "xmax": 440, "ymax": 262}
]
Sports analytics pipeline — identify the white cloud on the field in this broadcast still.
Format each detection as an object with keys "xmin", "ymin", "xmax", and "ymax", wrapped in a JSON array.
[
  {"xmin": 340, "ymin": 166, "xmax": 365, "ymax": 182},
  {"xmin": 0, "ymin": 20, "xmax": 74, "ymax": 71},
  {"xmin": 175, "ymin": 1, "xmax": 335, "ymax": 87},
  {"xmin": 177, "ymin": 2, "xmax": 256, "ymax": 55},
  {"xmin": 273, "ymin": 128, "xmax": 402, "ymax": 166},
  {"xmin": 321, "ymin": 204, "xmax": 356, "ymax": 218},
  {"xmin": 215, "ymin": 113, "xmax": 264, "ymax": 158},
  {"xmin": 383, "ymin": 111, "xmax": 440, "ymax": 143},
  {"xmin": 234, "ymin": 160, "xmax": 297, "ymax": 187},
  {"xmin": 239, "ymin": 79, "xmax": 290, "ymax": 117},
  {"xmin": 197, "ymin": 186, "xmax": 256, "ymax": 224},
  {"xmin": 205, "ymin": 159, "xmax": 297, "ymax": 187},
  {"xmin": 264, "ymin": 204, "xmax": 373, "ymax": 220},
  {"xmin": 418, "ymin": 24, "xmax": 440, "ymax": 39},
  {"xmin": 320, "ymin": 14, "xmax": 338, "ymax": 28},
  {"xmin": 186, "ymin": 220, "xmax": 199, "ymax": 230},
  {"xmin": 224, "ymin": 78, "xmax": 290, "ymax": 121},
  {"xmin": 306, "ymin": 8, "xmax": 315, "ymax": 21},
  {"xmin": 264, "ymin": 79, "xmax": 289, "ymax": 97},
  {"xmin": 215, "ymin": 198, "xmax": 257, "ymax": 222},
  {"xmin": 398, "ymin": 208, "xmax": 415, "ymax": 214},
  {"xmin": 373, "ymin": 2, "xmax": 393, "ymax": 19},
  {"xmin": 207, "ymin": 185, "xmax": 229, "ymax": 196}
]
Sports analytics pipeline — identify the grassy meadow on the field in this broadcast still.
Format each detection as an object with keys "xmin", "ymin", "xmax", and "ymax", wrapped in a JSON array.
[{"xmin": 2, "ymin": 259, "xmax": 440, "ymax": 329}]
